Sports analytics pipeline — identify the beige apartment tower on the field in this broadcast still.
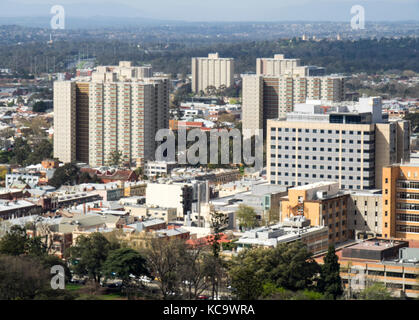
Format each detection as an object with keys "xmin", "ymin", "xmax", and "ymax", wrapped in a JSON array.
[
  {"xmin": 256, "ymin": 54, "xmax": 307, "ymax": 77},
  {"xmin": 53, "ymin": 61, "xmax": 169, "ymax": 167},
  {"xmin": 191, "ymin": 53, "xmax": 234, "ymax": 94},
  {"xmin": 242, "ymin": 74, "xmax": 345, "ymax": 134},
  {"xmin": 53, "ymin": 81, "xmax": 76, "ymax": 163}
]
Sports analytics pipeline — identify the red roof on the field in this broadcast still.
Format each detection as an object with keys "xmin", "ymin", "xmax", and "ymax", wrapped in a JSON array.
[
  {"xmin": 186, "ymin": 233, "xmax": 230, "ymax": 247},
  {"xmin": 80, "ymin": 168, "xmax": 137, "ymax": 182}
]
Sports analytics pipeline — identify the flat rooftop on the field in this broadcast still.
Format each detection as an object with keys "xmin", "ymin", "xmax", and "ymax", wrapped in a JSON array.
[
  {"xmin": 349, "ymin": 239, "xmax": 406, "ymax": 251},
  {"xmin": 291, "ymin": 181, "xmax": 337, "ymax": 191}
]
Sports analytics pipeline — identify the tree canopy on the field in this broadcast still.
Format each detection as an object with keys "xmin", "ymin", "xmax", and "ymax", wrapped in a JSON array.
[
  {"xmin": 236, "ymin": 204, "xmax": 259, "ymax": 230},
  {"xmin": 228, "ymin": 241, "xmax": 321, "ymax": 300},
  {"xmin": 317, "ymin": 245, "xmax": 343, "ymax": 299},
  {"xmin": 68, "ymin": 233, "xmax": 120, "ymax": 283}
]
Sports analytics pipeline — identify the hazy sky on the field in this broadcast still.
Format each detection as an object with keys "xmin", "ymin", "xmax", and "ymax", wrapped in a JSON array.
[{"xmin": 1, "ymin": 0, "xmax": 419, "ymax": 21}]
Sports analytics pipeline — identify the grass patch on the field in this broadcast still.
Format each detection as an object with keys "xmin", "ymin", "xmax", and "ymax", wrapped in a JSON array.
[{"xmin": 65, "ymin": 284, "xmax": 83, "ymax": 292}]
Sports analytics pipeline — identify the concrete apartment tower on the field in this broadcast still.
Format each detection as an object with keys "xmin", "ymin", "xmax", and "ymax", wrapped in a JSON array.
[
  {"xmin": 53, "ymin": 81, "xmax": 77, "ymax": 163},
  {"xmin": 191, "ymin": 53, "xmax": 234, "ymax": 94},
  {"xmin": 242, "ymin": 54, "xmax": 344, "ymax": 136},
  {"xmin": 53, "ymin": 61, "xmax": 169, "ymax": 167}
]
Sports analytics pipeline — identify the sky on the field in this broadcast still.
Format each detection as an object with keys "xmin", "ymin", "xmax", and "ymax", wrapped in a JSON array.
[{"xmin": 1, "ymin": 0, "xmax": 418, "ymax": 22}]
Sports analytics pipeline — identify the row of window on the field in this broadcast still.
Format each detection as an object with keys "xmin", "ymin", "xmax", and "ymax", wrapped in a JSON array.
[
  {"xmin": 397, "ymin": 213, "xmax": 419, "ymax": 222},
  {"xmin": 353, "ymin": 210, "xmax": 379, "ymax": 216},
  {"xmin": 270, "ymin": 128, "xmax": 373, "ymax": 135},
  {"xmin": 353, "ymin": 220, "xmax": 378, "ymax": 226},
  {"xmin": 397, "ymin": 192, "xmax": 419, "ymax": 200},
  {"xmin": 353, "ymin": 200, "xmax": 380, "ymax": 207},
  {"xmin": 270, "ymin": 172, "xmax": 372, "ymax": 181},
  {"xmin": 397, "ymin": 202, "xmax": 419, "ymax": 211},
  {"xmin": 271, "ymin": 180, "xmax": 363, "ymax": 189},
  {"xmin": 397, "ymin": 225, "xmax": 419, "ymax": 233},
  {"xmin": 271, "ymin": 136, "xmax": 374, "ymax": 145},
  {"xmin": 271, "ymin": 145, "xmax": 372, "ymax": 154},
  {"xmin": 397, "ymin": 181, "xmax": 419, "ymax": 190},
  {"xmin": 270, "ymin": 163, "xmax": 374, "ymax": 172},
  {"xmin": 270, "ymin": 154, "xmax": 374, "ymax": 162}
]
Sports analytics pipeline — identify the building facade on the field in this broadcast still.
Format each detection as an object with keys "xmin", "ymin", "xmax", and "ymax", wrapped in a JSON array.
[
  {"xmin": 383, "ymin": 164, "xmax": 419, "ymax": 240},
  {"xmin": 279, "ymin": 181, "xmax": 349, "ymax": 245},
  {"xmin": 191, "ymin": 53, "xmax": 234, "ymax": 93},
  {"xmin": 242, "ymin": 74, "xmax": 345, "ymax": 133},
  {"xmin": 53, "ymin": 81, "xmax": 76, "ymax": 163},
  {"xmin": 346, "ymin": 189, "xmax": 383, "ymax": 240},
  {"xmin": 267, "ymin": 98, "xmax": 410, "ymax": 190},
  {"xmin": 53, "ymin": 61, "xmax": 169, "ymax": 167},
  {"xmin": 256, "ymin": 54, "xmax": 325, "ymax": 77}
]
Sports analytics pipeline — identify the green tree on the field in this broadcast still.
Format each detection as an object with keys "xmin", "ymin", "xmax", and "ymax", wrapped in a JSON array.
[
  {"xmin": 144, "ymin": 238, "xmax": 184, "ymax": 299},
  {"xmin": 204, "ymin": 211, "xmax": 228, "ymax": 299},
  {"xmin": 48, "ymin": 163, "xmax": 79, "ymax": 188},
  {"xmin": 24, "ymin": 139, "xmax": 53, "ymax": 165},
  {"xmin": 358, "ymin": 282, "xmax": 393, "ymax": 300},
  {"xmin": 404, "ymin": 112, "xmax": 419, "ymax": 133},
  {"xmin": 268, "ymin": 241, "xmax": 320, "ymax": 291},
  {"xmin": 177, "ymin": 244, "xmax": 209, "ymax": 300},
  {"xmin": 262, "ymin": 283, "xmax": 325, "ymax": 300},
  {"xmin": 68, "ymin": 233, "xmax": 119, "ymax": 283},
  {"xmin": 229, "ymin": 250, "xmax": 266, "ymax": 299},
  {"xmin": 0, "ymin": 225, "xmax": 27, "ymax": 256},
  {"xmin": 108, "ymin": 150, "xmax": 123, "ymax": 167},
  {"xmin": 228, "ymin": 241, "xmax": 321, "ymax": 300},
  {"xmin": 10, "ymin": 137, "xmax": 31, "ymax": 165},
  {"xmin": 32, "ymin": 101, "xmax": 48, "ymax": 113},
  {"xmin": 236, "ymin": 204, "xmax": 258, "ymax": 230},
  {"xmin": 0, "ymin": 225, "xmax": 47, "ymax": 257},
  {"xmin": 102, "ymin": 247, "xmax": 149, "ymax": 299},
  {"xmin": 0, "ymin": 255, "xmax": 50, "ymax": 300},
  {"xmin": 317, "ymin": 245, "xmax": 343, "ymax": 299}
]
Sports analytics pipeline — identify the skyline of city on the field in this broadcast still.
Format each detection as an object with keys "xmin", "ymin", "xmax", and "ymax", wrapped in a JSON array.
[{"xmin": 0, "ymin": 0, "xmax": 418, "ymax": 305}]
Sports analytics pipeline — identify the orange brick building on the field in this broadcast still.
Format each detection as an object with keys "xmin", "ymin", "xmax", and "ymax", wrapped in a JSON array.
[
  {"xmin": 279, "ymin": 181, "xmax": 349, "ymax": 246},
  {"xmin": 383, "ymin": 164, "xmax": 419, "ymax": 240}
]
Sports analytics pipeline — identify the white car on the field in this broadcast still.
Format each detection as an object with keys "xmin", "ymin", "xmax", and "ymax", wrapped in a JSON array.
[{"xmin": 139, "ymin": 276, "xmax": 152, "ymax": 283}]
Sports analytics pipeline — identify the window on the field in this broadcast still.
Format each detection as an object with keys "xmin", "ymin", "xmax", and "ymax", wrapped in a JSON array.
[{"xmin": 396, "ymin": 225, "xmax": 419, "ymax": 233}]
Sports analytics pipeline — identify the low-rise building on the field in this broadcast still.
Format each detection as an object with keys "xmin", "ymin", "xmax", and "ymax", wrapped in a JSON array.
[
  {"xmin": 123, "ymin": 181, "xmax": 147, "ymax": 197},
  {"xmin": 123, "ymin": 204, "xmax": 177, "ymax": 223},
  {"xmin": 6, "ymin": 172, "xmax": 40, "ymax": 188},
  {"xmin": 346, "ymin": 189, "xmax": 383, "ymax": 240},
  {"xmin": 0, "ymin": 199, "xmax": 42, "ymax": 220},
  {"xmin": 315, "ymin": 238, "xmax": 419, "ymax": 298},
  {"xmin": 144, "ymin": 161, "xmax": 177, "ymax": 177},
  {"xmin": 279, "ymin": 181, "xmax": 349, "ymax": 245},
  {"xmin": 236, "ymin": 216, "xmax": 329, "ymax": 255}
]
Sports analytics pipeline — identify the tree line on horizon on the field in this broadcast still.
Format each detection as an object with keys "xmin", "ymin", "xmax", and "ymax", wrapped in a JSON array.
[{"xmin": 0, "ymin": 37, "xmax": 418, "ymax": 76}]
